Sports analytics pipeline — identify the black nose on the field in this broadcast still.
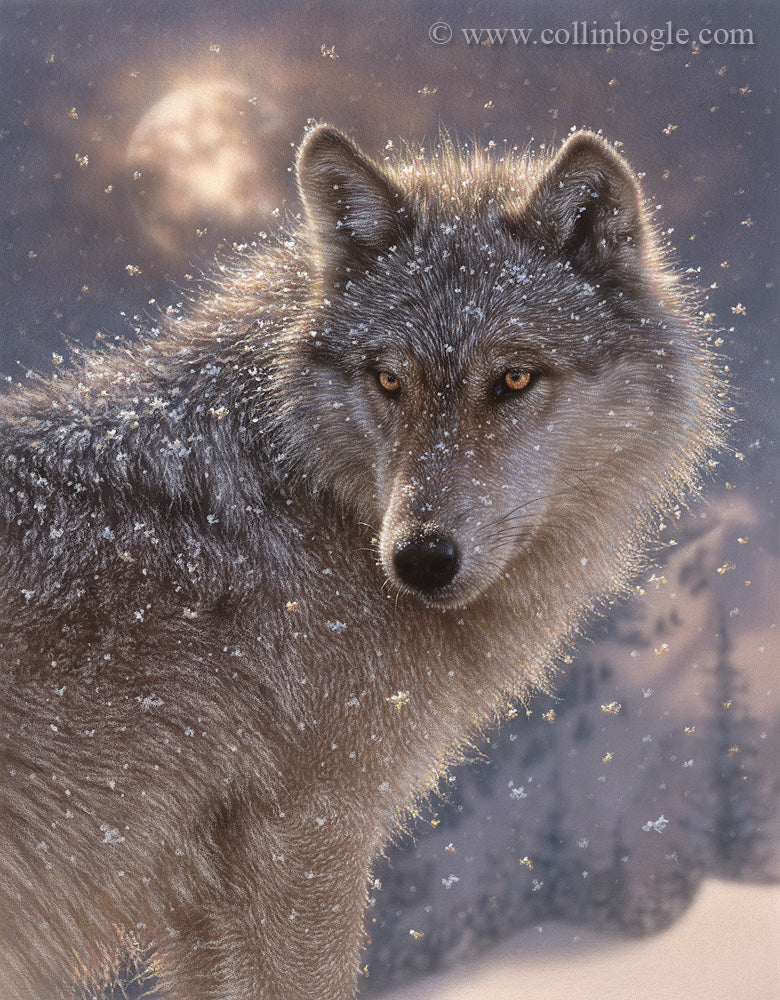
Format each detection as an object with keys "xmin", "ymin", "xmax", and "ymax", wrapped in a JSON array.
[{"xmin": 392, "ymin": 534, "xmax": 460, "ymax": 593}]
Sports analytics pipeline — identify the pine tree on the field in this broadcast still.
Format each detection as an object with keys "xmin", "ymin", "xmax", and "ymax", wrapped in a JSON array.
[{"xmin": 705, "ymin": 606, "xmax": 771, "ymax": 876}]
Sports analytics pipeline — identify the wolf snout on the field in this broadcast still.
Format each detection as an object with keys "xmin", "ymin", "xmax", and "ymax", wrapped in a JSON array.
[{"xmin": 392, "ymin": 533, "xmax": 460, "ymax": 594}]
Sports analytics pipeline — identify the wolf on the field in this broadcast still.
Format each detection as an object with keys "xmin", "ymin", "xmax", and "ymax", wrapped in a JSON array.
[{"xmin": 0, "ymin": 124, "xmax": 723, "ymax": 999}]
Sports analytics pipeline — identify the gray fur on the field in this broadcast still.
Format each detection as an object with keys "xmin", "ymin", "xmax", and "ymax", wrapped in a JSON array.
[{"xmin": 0, "ymin": 125, "xmax": 724, "ymax": 999}]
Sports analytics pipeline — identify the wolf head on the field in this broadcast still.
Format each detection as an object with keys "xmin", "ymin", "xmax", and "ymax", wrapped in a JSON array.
[{"xmin": 284, "ymin": 126, "xmax": 720, "ymax": 610}]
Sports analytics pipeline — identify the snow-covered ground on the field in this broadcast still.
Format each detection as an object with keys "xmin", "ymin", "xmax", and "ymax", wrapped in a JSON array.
[{"xmin": 380, "ymin": 881, "xmax": 779, "ymax": 1000}]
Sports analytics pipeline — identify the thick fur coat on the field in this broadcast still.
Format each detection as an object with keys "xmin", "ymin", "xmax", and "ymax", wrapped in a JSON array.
[{"xmin": 0, "ymin": 126, "xmax": 723, "ymax": 998}]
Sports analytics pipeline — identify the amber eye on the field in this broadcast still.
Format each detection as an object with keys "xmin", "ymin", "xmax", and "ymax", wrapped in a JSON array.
[
  {"xmin": 504, "ymin": 369, "xmax": 532, "ymax": 392},
  {"xmin": 378, "ymin": 371, "xmax": 401, "ymax": 394}
]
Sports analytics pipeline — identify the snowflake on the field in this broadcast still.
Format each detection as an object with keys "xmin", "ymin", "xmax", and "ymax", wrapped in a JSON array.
[{"xmin": 100, "ymin": 824, "xmax": 126, "ymax": 845}]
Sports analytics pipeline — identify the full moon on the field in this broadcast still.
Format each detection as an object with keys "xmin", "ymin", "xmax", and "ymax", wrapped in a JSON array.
[{"xmin": 126, "ymin": 81, "xmax": 285, "ymax": 255}]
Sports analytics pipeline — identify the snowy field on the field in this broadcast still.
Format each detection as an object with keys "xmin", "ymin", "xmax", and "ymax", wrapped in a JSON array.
[{"xmin": 381, "ymin": 881, "xmax": 779, "ymax": 1000}]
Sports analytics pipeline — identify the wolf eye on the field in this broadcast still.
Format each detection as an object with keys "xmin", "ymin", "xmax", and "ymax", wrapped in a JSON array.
[
  {"xmin": 503, "ymin": 370, "xmax": 532, "ymax": 392},
  {"xmin": 377, "ymin": 371, "xmax": 401, "ymax": 394}
]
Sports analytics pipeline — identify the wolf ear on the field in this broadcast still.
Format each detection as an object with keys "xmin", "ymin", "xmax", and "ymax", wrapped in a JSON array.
[
  {"xmin": 521, "ymin": 132, "xmax": 646, "ymax": 289},
  {"xmin": 296, "ymin": 125, "xmax": 407, "ymax": 283}
]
